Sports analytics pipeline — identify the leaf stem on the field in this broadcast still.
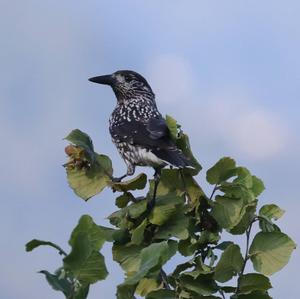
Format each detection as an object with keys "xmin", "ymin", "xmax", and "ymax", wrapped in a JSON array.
[
  {"xmin": 209, "ymin": 184, "xmax": 218, "ymax": 200},
  {"xmin": 179, "ymin": 170, "xmax": 192, "ymax": 204},
  {"xmin": 235, "ymin": 219, "xmax": 255, "ymax": 294},
  {"xmin": 160, "ymin": 268, "xmax": 171, "ymax": 290},
  {"xmin": 219, "ymin": 289, "xmax": 226, "ymax": 299}
]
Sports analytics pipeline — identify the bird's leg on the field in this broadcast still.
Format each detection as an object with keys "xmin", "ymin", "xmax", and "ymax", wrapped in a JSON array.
[
  {"xmin": 147, "ymin": 167, "xmax": 162, "ymax": 211},
  {"xmin": 111, "ymin": 163, "xmax": 135, "ymax": 183}
]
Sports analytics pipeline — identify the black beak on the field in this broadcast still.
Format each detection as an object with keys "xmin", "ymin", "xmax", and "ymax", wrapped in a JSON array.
[{"xmin": 88, "ymin": 75, "xmax": 114, "ymax": 86}]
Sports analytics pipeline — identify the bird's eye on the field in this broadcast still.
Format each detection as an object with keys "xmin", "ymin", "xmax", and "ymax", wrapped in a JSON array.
[{"xmin": 125, "ymin": 76, "xmax": 131, "ymax": 82}]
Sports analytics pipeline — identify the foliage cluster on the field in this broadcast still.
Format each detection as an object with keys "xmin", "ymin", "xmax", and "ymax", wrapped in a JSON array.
[{"xmin": 26, "ymin": 117, "xmax": 296, "ymax": 299}]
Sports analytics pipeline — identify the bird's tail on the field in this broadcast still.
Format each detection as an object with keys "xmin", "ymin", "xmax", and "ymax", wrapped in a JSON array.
[{"xmin": 153, "ymin": 147, "xmax": 194, "ymax": 169}]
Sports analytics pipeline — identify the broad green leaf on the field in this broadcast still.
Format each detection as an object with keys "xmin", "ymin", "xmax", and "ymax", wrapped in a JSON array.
[
  {"xmin": 251, "ymin": 176, "xmax": 265, "ymax": 196},
  {"xmin": 172, "ymin": 260, "xmax": 194, "ymax": 277},
  {"xmin": 183, "ymin": 175, "xmax": 206, "ymax": 204},
  {"xmin": 215, "ymin": 241, "xmax": 234, "ymax": 251},
  {"xmin": 206, "ymin": 157, "xmax": 236, "ymax": 184},
  {"xmin": 238, "ymin": 273, "xmax": 272, "ymax": 294},
  {"xmin": 179, "ymin": 274, "xmax": 218, "ymax": 296},
  {"xmin": 131, "ymin": 219, "xmax": 148, "ymax": 245},
  {"xmin": 258, "ymin": 215, "xmax": 281, "ymax": 233},
  {"xmin": 230, "ymin": 201, "xmax": 257, "ymax": 235},
  {"xmin": 154, "ymin": 208, "xmax": 189, "ymax": 240},
  {"xmin": 178, "ymin": 236, "xmax": 201, "ymax": 257},
  {"xmin": 74, "ymin": 284, "xmax": 90, "ymax": 299},
  {"xmin": 149, "ymin": 193, "xmax": 184, "ymax": 225},
  {"xmin": 127, "ymin": 200, "xmax": 148, "ymax": 218},
  {"xmin": 63, "ymin": 232, "xmax": 108, "ymax": 284},
  {"xmin": 113, "ymin": 244, "xmax": 143, "ymax": 275},
  {"xmin": 125, "ymin": 241, "xmax": 177, "ymax": 285},
  {"xmin": 66, "ymin": 153, "xmax": 113, "ymax": 200},
  {"xmin": 151, "ymin": 169, "xmax": 184, "ymax": 197},
  {"xmin": 69, "ymin": 215, "xmax": 114, "ymax": 251},
  {"xmin": 116, "ymin": 284, "xmax": 137, "ymax": 299},
  {"xmin": 146, "ymin": 289, "xmax": 176, "ymax": 299},
  {"xmin": 135, "ymin": 278, "xmax": 160, "ymax": 296},
  {"xmin": 111, "ymin": 173, "xmax": 147, "ymax": 192},
  {"xmin": 235, "ymin": 291, "xmax": 272, "ymax": 299},
  {"xmin": 39, "ymin": 270, "xmax": 72, "ymax": 297},
  {"xmin": 211, "ymin": 196, "xmax": 245, "ymax": 229},
  {"xmin": 249, "ymin": 231, "xmax": 296, "ymax": 275},
  {"xmin": 116, "ymin": 192, "xmax": 135, "ymax": 208},
  {"xmin": 259, "ymin": 204, "xmax": 285, "ymax": 221},
  {"xmin": 64, "ymin": 129, "xmax": 94, "ymax": 158},
  {"xmin": 166, "ymin": 114, "xmax": 179, "ymax": 140},
  {"xmin": 214, "ymin": 244, "xmax": 244, "ymax": 282},
  {"xmin": 25, "ymin": 239, "xmax": 66, "ymax": 255},
  {"xmin": 233, "ymin": 167, "xmax": 253, "ymax": 189}
]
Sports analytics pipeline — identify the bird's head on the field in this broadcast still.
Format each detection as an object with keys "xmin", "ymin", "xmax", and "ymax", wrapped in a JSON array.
[{"xmin": 89, "ymin": 70, "xmax": 154, "ymax": 103}]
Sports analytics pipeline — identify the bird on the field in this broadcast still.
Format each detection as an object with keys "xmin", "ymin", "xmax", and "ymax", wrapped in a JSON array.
[{"xmin": 89, "ymin": 70, "xmax": 193, "ymax": 206}]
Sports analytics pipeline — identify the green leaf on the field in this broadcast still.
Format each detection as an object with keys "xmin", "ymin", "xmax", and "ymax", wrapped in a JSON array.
[
  {"xmin": 116, "ymin": 284, "xmax": 137, "ymax": 299},
  {"xmin": 66, "ymin": 153, "xmax": 113, "ymax": 200},
  {"xmin": 113, "ymin": 244, "xmax": 143, "ymax": 275},
  {"xmin": 25, "ymin": 239, "xmax": 66, "ymax": 255},
  {"xmin": 125, "ymin": 241, "xmax": 177, "ymax": 285},
  {"xmin": 116, "ymin": 192, "xmax": 135, "ymax": 208},
  {"xmin": 135, "ymin": 278, "xmax": 160, "ymax": 296},
  {"xmin": 211, "ymin": 196, "xmax": 245, "ymax": 229},
  {"xmin": 230, "ymin": 201, "xmax": 257, "ymax": 235},
  {"xmin": 259, "ymin": 204, "xmax": 285, "ymax": 221},
  {"xmin": 39, "ymin": 269, "xmax": 72, "ymax": 297},
  {"xmin": 235, "ymin": 291, "xmax": 272, "ymax": 299},
  {"xmin": 179, "ymin": 274, "xmax": 218, "ymax": 296},
  {"xmin": 149, "ymin": 193, "xmax": 184, "ymax": 225},
  {"xmin": 74, "ymin": 284, "xmax": 90, "ymax": 299},
  {"xmin": 69, "ymin": 215, "xmax": 114, "ymax": 251},
  {"xmin": 238, "ymin": 273, "xmax": 272, "ymax": 294},
  {"xmin": 166, "ymin": 114, "xmax": 179, "ymax": 140},
  {"xmin": 178, "ymin": 237, "xmax": 199, "ymax": 256},
  {"xmin": 249, "ymin": 231, "xmax": 296, "ymax": 275},
  {"xmin": 233, "ymin": 167, "xmax": 253, "ymax": 189},
  {"xmin": 154, "ymin": 208, "xmax": 189, "ymax": 240},
  {"xmin": 127, "ymin": 199, "xmax": 148, "ymax": 219},
  {"xmin": 215, "ymin": 241, "xmax": 234, "ymax": 251},
  {"xmin": 251, "ymin": 176, "xmax": 265, "ymax": 196},
  {"xmin": 214, "ymin": 244, "xmax": 244, "ymax": 282},
  {"xmin": 63, "ymin": 232, "xmax": 108, "ymax": 284},
  {"xmin": 131, "ymin": 219, "xmax": 148, "ymax": 245},
  {"xmin": 111, "ymin": 173, "xmax": 147, "ymax": 192},
  {"xmin": 206, "ymin": 157, "xmax": 236, "ymax": 184},
  {"xmin": 146, "ymin": 289, "xmax": 176, "ymax": 299}
]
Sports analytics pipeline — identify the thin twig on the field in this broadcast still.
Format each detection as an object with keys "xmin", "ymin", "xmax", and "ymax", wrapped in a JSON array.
[
  {"xmin": 218, "ymin": 289, "xmax": 226, "ymax": 299},
  {"xmin": 160, "ymin": 268, "xmax": 171, "ymax": 290},
  {"xmin": 209, "ymin": 184, "xmax": 218, "ymax": 200},
  {"xmin": 235, "ymin": 219, "xmax": 256, "ymax": 294},
  {"xmin": 179, "ymin": 170, "xmax": 192, "ymax": 204}
]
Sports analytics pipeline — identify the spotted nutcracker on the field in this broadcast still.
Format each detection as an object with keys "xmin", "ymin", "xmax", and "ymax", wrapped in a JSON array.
[{"xmin": 89, "ymin": 70, "xmax": 192, "ymax": 185}]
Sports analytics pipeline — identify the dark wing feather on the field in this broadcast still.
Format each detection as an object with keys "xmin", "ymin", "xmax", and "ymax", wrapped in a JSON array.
[{"xmin": 110, "ymin": 117, "xmax": 192, "ymax": 168}]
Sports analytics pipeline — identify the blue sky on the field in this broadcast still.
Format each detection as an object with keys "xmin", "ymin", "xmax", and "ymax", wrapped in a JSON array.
[{"xmin": 1, "ymin": 1, "xmax": 299, "ymax": 298}]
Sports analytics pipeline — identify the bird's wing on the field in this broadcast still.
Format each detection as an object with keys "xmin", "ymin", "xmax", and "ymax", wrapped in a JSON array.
[
  {"xmin": 111, "ymin": 116, "xmax": 192, "ymax": 168},
  {"xmin": 110, "ymin": 116, "xmax": 173, "ymax": 149}
]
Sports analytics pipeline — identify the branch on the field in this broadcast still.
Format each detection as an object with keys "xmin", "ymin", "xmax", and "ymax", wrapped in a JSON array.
[
  {"xmin": 235, "ymin": 218, "xmax": 256, "ymax": 294},
  {"xmin": 160, "ymin": 268, "xmax": 171, "ymax": 290},
  {"xmin": 209, "ymin": 184, "xmax": 218, "ymax": 200}
]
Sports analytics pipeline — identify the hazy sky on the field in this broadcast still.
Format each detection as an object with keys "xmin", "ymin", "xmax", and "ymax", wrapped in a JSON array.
[{"xmin": 1, "ymin": 1, "xmax": 299, "ymax": 298}]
